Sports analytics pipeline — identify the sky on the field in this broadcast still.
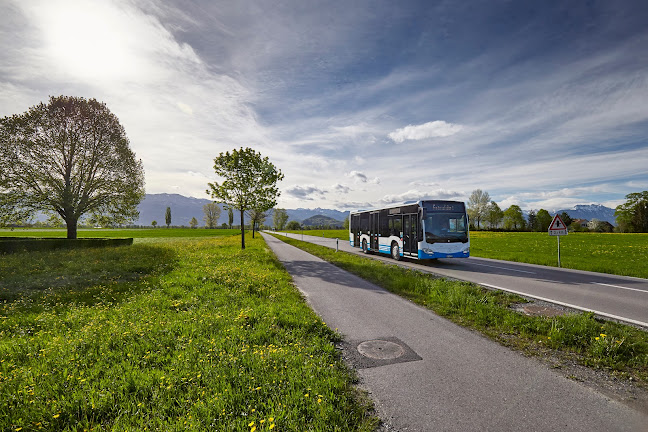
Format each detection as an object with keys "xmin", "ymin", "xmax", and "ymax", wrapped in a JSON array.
[{"xmin": 1, "ymin": 0, "xmax": 647, "ymax": 212}]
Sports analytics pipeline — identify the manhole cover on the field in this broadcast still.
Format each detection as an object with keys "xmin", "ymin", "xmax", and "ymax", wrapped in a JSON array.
[{"xmin": 357, "ymin": 340, "xmax": 405, "ymax": 360}]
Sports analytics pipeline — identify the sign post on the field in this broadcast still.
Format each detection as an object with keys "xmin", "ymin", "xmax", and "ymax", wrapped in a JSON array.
[{"xmin": 548, "ymin": 214, "xmax": 568, "ymax": 267}]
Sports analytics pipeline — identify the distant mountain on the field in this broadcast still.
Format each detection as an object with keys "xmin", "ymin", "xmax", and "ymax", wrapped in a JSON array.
[
  {"xmin": 301, "ymin": 215, "xmax": 344, "ymax": 227},
  {"xmin": 135, "ymin": 194, "xmax": 350, "ymax": 227},
  {"xmin": 556, "ymin": 204, "xmax": 617, "ymax": 225}
]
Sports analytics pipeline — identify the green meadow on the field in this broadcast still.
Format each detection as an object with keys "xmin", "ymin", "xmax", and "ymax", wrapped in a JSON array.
[
  {"xmin": 282, "ymin": 229, "xmax": 648, "ymax": 279},
  {"xmin": 0, "ymin": 235, "xmax": 376, "ymax": 431},
  {"xmin": 0, "ymin": 228, "xmax": 241, "ymax": 239}
]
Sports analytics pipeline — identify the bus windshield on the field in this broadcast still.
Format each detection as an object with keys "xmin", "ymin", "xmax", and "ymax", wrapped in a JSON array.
[{"xmin": 424, "ymin": 212, "xmax": 468, "ymax": 243}]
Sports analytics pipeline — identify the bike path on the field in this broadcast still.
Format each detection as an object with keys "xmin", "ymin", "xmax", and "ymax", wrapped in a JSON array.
[{"xmin": 261, "ymin": 232, "xmax": 647, "ymax": 432}]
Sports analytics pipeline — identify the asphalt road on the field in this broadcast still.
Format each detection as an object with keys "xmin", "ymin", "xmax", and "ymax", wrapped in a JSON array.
[
  {"xmin": 261, "ymin": 232, "xmax": 648, "ymax": 431},
  {"xmin": 267, "ymin": 231, "xmax": 648, "ymax": 328}
]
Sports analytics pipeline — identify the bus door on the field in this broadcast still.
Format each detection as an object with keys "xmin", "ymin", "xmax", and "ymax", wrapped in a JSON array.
[
  {"xmin": 403, "ymin": 214, "xmax": 418, "ymax": 256},
  {"xmin": 370, "ymin": 212, "xmax": 379, "ymax": 250}
]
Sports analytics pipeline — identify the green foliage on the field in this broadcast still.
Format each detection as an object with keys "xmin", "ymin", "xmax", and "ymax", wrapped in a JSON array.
[
  {"xmin": 207, "ymin": 148, "xmax": 284, "ymax": 249},
  {"xmin": 202, "ymin": 202, "xmax": 221, "ymax": 229},
  {"xmin": 165, "ymin": 206, "xmax": 172, "ymax": 228},
  {"xmin": 560, "ymin": 211, "xmax": 573, "ymax": 227},
  {"xmin": 615, "ymin": 191, "xmax": 648, "ymax": 233},
  {"xmin": 286, "ymin": 221, "xmax": 301, "ymax": 230},
  {"xmin": 0, "ymin": 236, "xmax": 377, "ymax": 431},
  {"xmin": 0, "ymin": 228, "xmax": 241, "ymax": 239},
  {"xmin": 536, "ymin": 209, "xmax": 552, "ymax": 232},
  {"xmin": 503, "ymin": 205, "xmax": 526, "ymax": 230},
  {"xmin": 189, "ymin": 217, "xmax": 198, "ymax": 229},
  {"xmin": 272, "ymin": 208, "xmax": 289, "ymax": 230},
  {"xmin": 151, "ymin": 220, "xmax": 158, "ymax": 228},
  {"xmin": 0, "ymin": 96, "xmax": 145, "ymax": 239},
  {"xmin": 484, "ymin": 201, "xmax": 503, "ymax": 229},
  {"xmin": 273, "ymin": 235, "xmax": 648, "ymax": 381}
]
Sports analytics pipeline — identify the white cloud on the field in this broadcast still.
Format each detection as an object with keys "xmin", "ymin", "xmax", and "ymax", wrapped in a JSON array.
[
  {"xmin": 284, "ymin": 185, "xmax": 327, "ymax": 201},
  {"xmin": 332, "ymin": 183, "xmax": 351, "ymax": 194},
  {"xmin": 388, "ymin": 120, "xmax": 463, "ymax": 143},
  {"xmin": 379, "ymin": 189, "xmax": 463, "ymax": 205},
  {"xmin": 347, "ymin": 171, "xmax": 368, "ymax": 183}
]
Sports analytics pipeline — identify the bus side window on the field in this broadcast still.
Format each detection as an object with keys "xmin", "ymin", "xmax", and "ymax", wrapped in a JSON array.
[{"xmin": 393, "ymin": 217, "xmax": 402, "ymax": 236}]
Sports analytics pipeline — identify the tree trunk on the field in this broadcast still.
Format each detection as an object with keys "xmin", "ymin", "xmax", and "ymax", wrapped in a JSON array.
[
  {"xmin": 66, "ymin": 217, "xmax": 78, "ymax": 239},
  {"xmin": 240, "ymin": 210, "xmax": 245, "ymax": 249},
  {"xmin": 252, "ymin": 220, "xmax": 256, "ymax": 238}
]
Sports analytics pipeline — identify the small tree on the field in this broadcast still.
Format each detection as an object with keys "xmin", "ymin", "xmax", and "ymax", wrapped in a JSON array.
[
  {"xmin": 467, "ymin": 189, "xmax": 490, "ymax": 230},
  {"xmin": 536, "ymin": 209, "xmax": 552, "ymax": 232},
  {"xmin": 527, "ymin": 210, "xmax": 537, "ymax": 231},
  {"xmin": 151, "ymin": 220, "xmax": 157, "ymax": 228},
  {"xmin": 0, "ymin": 96, "xmax": 145, "ymax": 238},
  {"xmin": 615, "ymin": 191, "xmax": 648, "ymax": 233},
  {"xmin": 273, "ymin": 208, "xmax": 289, "ymax": 231},
  {"xmin": 190, "ymin": 217, "xmax": 198, "ymax": 229},
  {"xmin": 484, "ymin": 201, "xmax": 503, "ymax": 229},
  {"xmin": 248, "ymin": 207, "xmax": 267, "ymax": 238},
  {"xmin": 286, "ymin": 220, "xmax": 301, "ymax": 230},
  {"xmin": 203, "ymin": 202, "xmax": 221, "ymax": 229},
  {"xmin": 559, "ymin": 211, "xmax": 573, "ymax": 227},
  {"xmin": 207, "ymin": 148, "xmax": 284, "ymax": 249},
  {"xmin": 165, "ymin": 207, "xmax": 172, "ymax": 228},
  {"xmin": 503, "ymin": 205, "xmax": 525, "ymax": 231}
]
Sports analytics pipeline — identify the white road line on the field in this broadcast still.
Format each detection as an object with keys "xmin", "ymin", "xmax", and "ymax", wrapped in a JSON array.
[
  {"xmin": 470, "ymin": 262, "xmax": 536, "ymax": 274},
  {"xmin": 592, "ymin": 282, "xmax": 648, "ymax": 294},
  {"xmin": 480, "ymin": 283, "xmax": 648, "ymax": 329}
]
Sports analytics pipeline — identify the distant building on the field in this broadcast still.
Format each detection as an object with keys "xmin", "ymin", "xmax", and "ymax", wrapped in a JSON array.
[{"xmin": 572, "ymin": 219, "xmax": 588, "ymax": 227}]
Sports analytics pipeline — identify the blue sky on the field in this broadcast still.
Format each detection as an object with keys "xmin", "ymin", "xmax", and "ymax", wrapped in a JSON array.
[{"xmin": 1, "ymin": 0, "xmax": 647, "ymax": 211}]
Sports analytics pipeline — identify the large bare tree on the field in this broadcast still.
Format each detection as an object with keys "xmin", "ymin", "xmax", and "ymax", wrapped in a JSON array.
[{"xmin": 0, "ymin": 96, "xmax": 145, "ymax": 238}]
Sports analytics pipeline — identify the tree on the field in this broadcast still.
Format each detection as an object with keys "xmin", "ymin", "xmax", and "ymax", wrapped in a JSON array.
[
  {"xmin": 484, "ymin": 201, "xmax": 503, "ymax": 229},
  {"xmin": 343, "ymin": 215, "xmax": 349, "ymax": 230},
  {"xmin": 151, "ymin": 220, "xmax": 157, "ymax": 228},
  {"xmin": 527, "ymin": 210, "xmax": 537, "ymax": 231},
  {"xmin": 203, "ymin": 202, "xmax": 221, "ymax": 229},
  {"xmin": 286, "ymin": 220, "xmax": 301, "ymax": 230},
  {"xmin": 273, "ymin": 208, "xmax": 289, "ymax": 230},
  {"xmin": 248, "ymin": 208, "xmax": 266, "ymax": 238},
  {"xmin": 536, "ymin": 209, "xmax": 552, "ymax": 232},
  {"xmin": 228, "ymin": 207, "xmax": 234, "ymax": 229},
  {"xmin": 207, "ymin": 148, "xmax": 284, "ymax": 249},
  {"xmin": 503, "ymin": 205, "xmax": 525, "ymax": 230},
  {"xmin": 467, "ymin": 189, "xmax": 490, "ymax": 230},
  {"xmin": 0, "ymin": 96, "xmax": 144, "ymax": 239},
  {"xmin": 615, "ymin": 191, "xmax": 648, "ymax": 233},
  {"xmin": 559, "ymin": 211, "xmax": 572, "ymax": 227},
  {"xmin": 190, "ymin": 217, "xmax": 198, "ymax": 229},
  {"xmin": 165, "ymin": 207, "xmax": 172, "ymax": 228}
]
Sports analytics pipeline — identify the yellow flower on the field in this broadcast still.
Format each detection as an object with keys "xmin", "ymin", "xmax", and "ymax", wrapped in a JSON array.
[
  {"xmin": 600, "ymin": 333, "xmax": 607, "ymax": 338},
  {"xmin": 595, "ymin": 337, "xmax": 600, "ymax": 341},
  {"xmin": 269, "ymin": 425, "xmax": 276, "ymax": 430},
  {"xmin": 248, "ymin": 421, "xmax": 255, "ymax": 427},
  {"xmin": 53, "ymin": 414, "xmax": 60, "ymax": 419}
]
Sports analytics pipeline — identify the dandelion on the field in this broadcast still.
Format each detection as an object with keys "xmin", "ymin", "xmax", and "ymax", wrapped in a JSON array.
[
  {"xmin": 600, "ymin": 333, "xmax": 607, "ymax": 338},
  {"xmin": 595, "ymin": 337, "xmax": 600, "ymax": 341}
]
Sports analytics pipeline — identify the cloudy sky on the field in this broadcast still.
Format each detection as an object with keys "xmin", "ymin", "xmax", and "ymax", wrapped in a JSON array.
[{"xmin": 2, "ymin": 0, "xmax": 647, "ymax": 211}]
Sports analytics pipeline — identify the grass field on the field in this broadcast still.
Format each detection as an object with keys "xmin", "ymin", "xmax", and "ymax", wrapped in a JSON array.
[
  {"xmin": 280, "ymin": 229, "xmax": 648, "ymax": 279},
  {"xmin": 271, "ymin": 234, "xmax": 648, "ymax": 383},
  {"xmin": 0, "ymin": 228, "xmax": 241, "ymax": 239},
  {"xmin": 0, "ymin": 234, "xmax": 376, "ymax": 431}
]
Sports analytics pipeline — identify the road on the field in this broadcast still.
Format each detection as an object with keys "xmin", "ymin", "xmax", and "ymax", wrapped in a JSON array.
[
  {"xmin": 267, "ymin": 231, "xmax": 648, "ymax": 328},
  {"xmin": 261, "ymin": 232, "xmax": 648, "ymax": 431}
]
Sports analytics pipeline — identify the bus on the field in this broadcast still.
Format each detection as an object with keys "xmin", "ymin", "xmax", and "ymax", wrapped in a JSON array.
[{"xmin": 349, "ymin": 200, "xmax": 469, "ymax": 260}]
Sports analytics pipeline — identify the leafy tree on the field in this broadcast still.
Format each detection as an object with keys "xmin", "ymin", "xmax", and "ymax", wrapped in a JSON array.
[
  {"xmin": 165, "ymin": 207, "xmax": 172, "ymax": 228},
  {"xmin": 536, "ymin": 209, "xmax": 552, "ymax": 232},
  {"xmin": 273, "ymin": 208, "xmax": 289, "ymax": 230},
  {"xmin": 248, "ymin": 208, "xmax": 267, "ymax": 238},
  {"xmin": 203, "ymin": 202, "xmax": 221, "ymax": 229},
  {"xmin": 286, "ymin": 220, "xmax": 301, "ymax": 230},
  {"xmin": 207, "ymin": 148, "xmax": 284, "ymax": 249},
  {"xmin": 484, "ymin": 201, "xmax": 503, "ymax": 229},
  {"xmin": 615, "ymin": 191, "xmax": 648, "ymax": 233},
  {"xmin": 527, "ymin": 210, "xmax": 537, "ymax": 231},
  {"xmin": 559, "ymin": 211, "xmax": 572, "ymax": 227},
  {"xmin": 503, "ymin": 205, "xmax": 525, "ymax": 230},
  {"xmin": 228, "ymin": 207, "xmax": 234, "ymax": 229},
  {"xmin": 343, "ymin": 216, "xmax": 349, "ymax": 230},
  {"xmin": 0, "ymin": 95, "xmax": 144, "ymax": 239},
  {"xmin": 190, "ymin": 217, "xmax": 198, "ymax": 229},
  {"xmin": 467, "ymin": 189, "xmax": 490, "ymax": 230},
  {"xmin": 151, "ymin": 220, "xmax": 157, "ymax": 228}
]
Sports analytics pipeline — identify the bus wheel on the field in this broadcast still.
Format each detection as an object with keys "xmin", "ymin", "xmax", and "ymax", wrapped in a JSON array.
[
  {"xmin": 391, "ymin": 242, "xmax": 401, "ymax": 261},
  {"xmin": 362, "ymin": 239, "xmax": 369, "ymax": 254}
]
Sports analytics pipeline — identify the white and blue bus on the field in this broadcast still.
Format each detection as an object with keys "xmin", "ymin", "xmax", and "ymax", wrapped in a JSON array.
[{"xmin": 349, "ymin": 200, "xmax": 469, "ymax": 260}]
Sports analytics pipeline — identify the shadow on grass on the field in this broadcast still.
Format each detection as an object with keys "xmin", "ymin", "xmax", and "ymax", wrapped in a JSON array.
[{"xmin": 0, "ymin": 244, "xmax": 179, "ymax": 310}]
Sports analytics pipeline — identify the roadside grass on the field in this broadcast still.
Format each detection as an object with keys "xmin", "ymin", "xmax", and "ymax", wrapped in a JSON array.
[
  {"xmin": 0, "ymin": 228, "xmax": 242, "ymax": 239},
  {"xmin": 270, "ymin": 234, "xmax": 648, "ymax": 383},
  {"xmin": 0, "ymin": 236, "xmax": 377, "ymax": 431},
  {"xmin": 284, "ymin": 229, "xmax": 648, "ymax": 279},
  {"xmin": 281, "ymin": 230, "xmax": 348, "ymax": 240}
]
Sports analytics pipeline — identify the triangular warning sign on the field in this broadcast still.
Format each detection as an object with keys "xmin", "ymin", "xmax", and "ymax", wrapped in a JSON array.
[{"xmin": 548, "ymin": 214, "xmax": 568, "ymax": 235}]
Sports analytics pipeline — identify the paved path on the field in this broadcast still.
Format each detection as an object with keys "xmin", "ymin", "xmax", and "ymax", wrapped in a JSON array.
[
  {"xmin": 262, "ymin": 232, "xmax": 648, "ymax": 432},
  {"xmin": 267, "ymin": 231, "xmax": 648, "ymax": 328}
]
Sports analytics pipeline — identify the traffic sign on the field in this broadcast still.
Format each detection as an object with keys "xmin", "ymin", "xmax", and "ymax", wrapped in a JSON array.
[{"xmin": 548, "ymin": 214, "xmax": 568, "ymax": 236}]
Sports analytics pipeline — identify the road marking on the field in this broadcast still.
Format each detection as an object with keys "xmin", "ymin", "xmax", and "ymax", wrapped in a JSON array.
[
  {"xmin": 470, "ymin": 262, "xmax": 536, "ymax": 274},
  {"xmin": 480, "ymin": 283, "xmax": 648, "ymax": 329},
  {"xmin": 592, "ymin": 282, "xmax": 648, "ymax": 294}
]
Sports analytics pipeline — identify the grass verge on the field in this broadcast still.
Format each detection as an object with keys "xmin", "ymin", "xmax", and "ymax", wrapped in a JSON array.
[
  {"xmin": 0, "ymin": 235, "xmax": 377, "ymax": 431},
  {"xmin": 0, "ymin": 228, "xmax": 242, "ymax": 239},
  {"xmin": 270, "ymin": 234, "xmax": 648, "ymax": 384}
]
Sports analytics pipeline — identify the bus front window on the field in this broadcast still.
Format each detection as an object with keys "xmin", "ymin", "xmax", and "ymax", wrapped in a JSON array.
[{"xmin": 424, "ymin": 213, "xmax": 468, "ymax": 243}]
